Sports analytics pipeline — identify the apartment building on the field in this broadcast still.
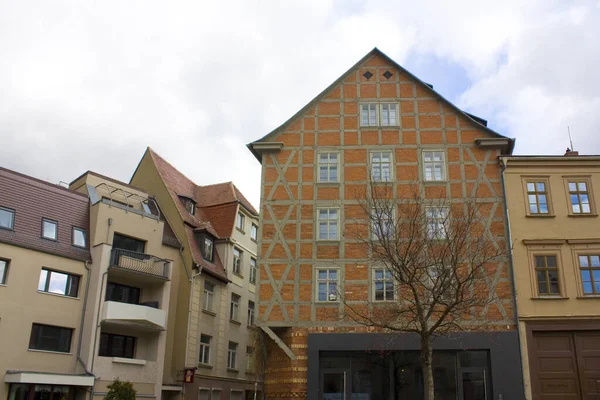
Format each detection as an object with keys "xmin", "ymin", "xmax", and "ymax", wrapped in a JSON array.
[
  {"xmin": 69, "ymin": 171, "xmax": 179, "ymax": 400},
  {"xmin": 248, "ymin": 48, "xmax": 524, "ymax": 399},
  {"xmin": 501, "ymin": 152, "xmax": 600, "ymax": 399},
  {"xmin": 0, "ymin": 167, "xmax": 93, "ymax": 400},
  {"xmin": 130, "ymin": 148, "xmax": 261, "ymax": 400}
]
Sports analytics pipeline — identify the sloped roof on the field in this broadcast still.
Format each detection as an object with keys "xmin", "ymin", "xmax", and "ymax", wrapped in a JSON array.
[{"xmin": 248, "ymin": 47, "xmax": 515, "ymax": 159}]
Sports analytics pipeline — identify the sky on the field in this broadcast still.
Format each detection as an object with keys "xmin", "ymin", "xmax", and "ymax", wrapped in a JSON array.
[{"xmin": 1, "ymin": 0, "xmax": 599, "ymax": 208}]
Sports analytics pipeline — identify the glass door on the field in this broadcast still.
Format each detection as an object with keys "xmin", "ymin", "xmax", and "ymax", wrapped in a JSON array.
[
  {"xmin": 321, "ymin": 369, "xmax": 348, "ymax": 400},
  {"xmin": 458, "ymin": 368, "xmax": 487, "ymax": 400}
]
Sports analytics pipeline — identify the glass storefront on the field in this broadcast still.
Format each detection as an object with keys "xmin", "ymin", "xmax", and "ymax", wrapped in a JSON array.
[
  {"xmin": 319, "ymin": 350, "xmax": 491, "ymax": 400},
  {"xmin": 8, "ymin": 384, "xmax": 74, "ymax": 400}
]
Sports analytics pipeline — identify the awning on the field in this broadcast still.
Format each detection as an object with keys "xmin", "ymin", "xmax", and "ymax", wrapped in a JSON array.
[{"xmin": 5, "ymin": 371, "xmax": 94, "ymax": 387}]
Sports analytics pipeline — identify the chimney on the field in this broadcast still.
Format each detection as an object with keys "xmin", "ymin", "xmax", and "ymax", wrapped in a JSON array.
[{"xmin": 565, "ymin": 148, "xmax": 579, "ymax": 156}]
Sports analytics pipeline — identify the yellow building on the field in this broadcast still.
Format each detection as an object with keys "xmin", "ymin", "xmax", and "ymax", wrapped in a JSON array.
[{"xmin": 501, "ymin": 152, "xmax": 600, "ymax": 400}]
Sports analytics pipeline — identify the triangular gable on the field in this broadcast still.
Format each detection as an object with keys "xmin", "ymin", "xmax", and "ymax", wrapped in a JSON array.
[{"xmin": 248, "ymin": 47, "xmax": 514, "ymax": 160}]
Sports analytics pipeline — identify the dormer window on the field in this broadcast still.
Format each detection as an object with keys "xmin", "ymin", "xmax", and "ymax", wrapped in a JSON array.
[
  {"xmin": 179, "ymin": 195, "xmax": 196, "ymax": 216},
  {"xmin": 203, "ymin": 236, "xmax": 214, "ymax": 262},
  {"xmin": 236, "ymin": 212, "xmax": 245, "ymax": 232}
]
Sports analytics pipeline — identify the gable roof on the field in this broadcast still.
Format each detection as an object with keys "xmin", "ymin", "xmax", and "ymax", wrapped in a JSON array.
[
  {"xmin": 248, "ymin": 47, "xmax": 515, "ymax": 160},
  {"xmin": 139, "ymin": 148, "xmax": 258, "ymax": 281}
]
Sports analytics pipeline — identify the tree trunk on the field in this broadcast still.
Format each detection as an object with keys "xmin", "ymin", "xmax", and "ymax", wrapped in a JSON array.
[{"xmin": 421, "ymin": 336, "xmax": 434, "ymax": 400}]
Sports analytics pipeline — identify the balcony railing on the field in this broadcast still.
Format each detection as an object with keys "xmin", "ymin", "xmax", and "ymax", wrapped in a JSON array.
[{"xmin": 110, "ymin": 248, "xmax": 169, "ymax": 279}]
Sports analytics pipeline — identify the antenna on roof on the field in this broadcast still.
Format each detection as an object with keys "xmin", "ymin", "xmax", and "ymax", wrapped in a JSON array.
[{"xmin": 568, "ymin": 126, "xmax": 574, "ymax": 151}]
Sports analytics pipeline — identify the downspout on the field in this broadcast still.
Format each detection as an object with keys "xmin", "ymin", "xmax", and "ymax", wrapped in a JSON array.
[
  {"xmin": 77, "ymin": 260, "xmax": 93, "ymax": 376},
  {"xmin": 500, "ymin": 158, "xmax": 526, "ymax": 398}
]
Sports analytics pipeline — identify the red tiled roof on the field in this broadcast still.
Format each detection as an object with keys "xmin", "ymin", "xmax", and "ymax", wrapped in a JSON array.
[{"xmin": 147, "ymin": 148, "xmax": 256, "ymax": 281}]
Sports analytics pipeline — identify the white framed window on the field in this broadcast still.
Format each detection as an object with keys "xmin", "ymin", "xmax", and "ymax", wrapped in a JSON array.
[
  {"xmin": 251, "ymin": 223, "xmax": 258, "ymax": 241},
  {"xmin": 370, "ymin": 151, "xmax": 393, "ymax": 182},
  {"xmin": 230, "ymin": 293, "xmax": 240, "ymax": 321},
  {"xmin": 203, "ymin": 236, "xmax": 214, "ymax": 262},
  {"xmin": 203, "ymin": 281, "xmax": 214, "ymax": 312},
  {"xmin": 422, "ymin": 151, "xmax": 446, "ymax": 181},
  {"xmin": 373, "ymin": 268, "xmax": 395, "ymax": 301},
  {"xmin": 42, "ymin": 218, "xmax": 58, "ymax": 240},
  {"xmin": 426, "ymin": 207, "xmax": 448, "ymax": 239},
  {"xmin": 360, "ymin": 103, "xmax": 377, "ymax": 126},
  {"xmin": 317, "ymin": 208, "xmax": 339, "ymax": 240},
  {"xmin": 0, "ymin": 207, "xmax": 14, "ymax": 230},
  {"xmin": 316, "ymin": 268, "xmax": 339, "ymax": 302},
  {"xmin": 233, "ymin": 248, "xmax": 242, "ymax": 275},
  {"xmin": 380, "ymin": 103, "xmax": 398, "ymax": 126},
  {"xmin": 249, "ymin": 258, "xmax": 257, "ymax": 284},
  {"xmin": 568, "ymin": 180, "xmax": 592, "ymax": 214},
  {"xmin": 247, "ymin": 300, "xmax": 255, "ymax": 326},
  {"xmin": 428, "ymin": 265, "xmax": 454, "ymax": 301},
  {"xmin": 0, "ymin": 259, "xmax": 9, "ymax": 285},
  {"xmin": 236, "ymin": 212, "xmax": 245, "ymax": 231},
  {"xmin": 527, "ymin": 181, "xmax": 550, "ymax": 214},
  {"xmin": 318, "ymin": 152, "xmax": 339, "ymax": 183},
  {"xmin": 227, "ymin": 342, "xmax": 238, "ymax": 369},
  {"xmin": 371, "ymin": 207, "xmax": 394, "ymax": 240},
  {"xmin": 199, "ymin": 334, "xmax": 211, "ymax": 364},
  {"xmin": 246, "ymin": 346, "xmax": 255, "ymax": 371}
]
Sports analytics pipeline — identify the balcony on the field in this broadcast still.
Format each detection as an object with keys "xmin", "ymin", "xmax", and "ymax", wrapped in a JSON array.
[
  {"xmin": 101, "ymin": 301, "xmax": 166, "ymax": 330},
  {"xmin": 110, "ymin": 248, "xmax": 170, "ymax": 280}
]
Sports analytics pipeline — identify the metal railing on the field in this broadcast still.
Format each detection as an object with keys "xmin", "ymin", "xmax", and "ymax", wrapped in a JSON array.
[{"xmin": 109, "ymin": 248, "xmax": 169, "ymax": 279}]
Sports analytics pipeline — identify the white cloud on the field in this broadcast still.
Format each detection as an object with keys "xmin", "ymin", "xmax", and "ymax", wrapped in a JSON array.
[{"xmin": 0, "ymin": 0, "xmax": 598, "ymax": 207}]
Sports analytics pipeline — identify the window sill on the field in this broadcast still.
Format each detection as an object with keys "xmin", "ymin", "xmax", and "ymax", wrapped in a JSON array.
[
  {"xmin": 233, "ymin": 272, "xmax": 244, "ymax": 279},
  {"xmin": 315, "ymin": 300, "xmax": 340, "ymax": 304},
  {"xmin": 251, "ymin": 238, "xmax": 257, "ymax": 243},
  {"xmin": 72, "ymin": 244, "xmax": 88, "ymax": 249},
  {"xmin": 526, "ymin": 214, "xmax": 556, "ymax": 218},
  {"xmin": 202, "ymin": 309, "xmax": 216, "ymax": 317},
  {"xmin": 0, "ymin": 227, "xmax": 14, "ymax": 232},
  {"xmin": 0, "ymin": 283, "xmax": 6, "ymax": 287},
  {"xmin": 236, "ymin": 228, "xmax": 246, "ymax": 234},
  {"xmin": 226, "ymin": 368, "xmax": 239, "ymax": 373},
  {"xmin": 316, "ymin": 181, "xmax": 341, "ymax": 186},
  {"xmin": 37, "ymin": 291, "xmax": 80, "ymax": 300},
  {"xmin": 370, "ymin": 180, "xmax": 394, "ymax": 185},
  {"xmin": 568, "ymin": 213, "xmax": 598, "ymax": 218},
  {"xmin": 197, "ymin": 363, "xmax": 213, "ymax": 369},
  {"xmin": 576, "ymin": 295, "xmax": 600, "ymax": 299},
  {"xmin": 360, "ymin": 126, "xmax": 379, "ymax": 130},
  {"xmin": 423, "ymin": 180, "xmax": 448, "ymax": 185},
  {"xmin": 28, "ymin": 349, "xmax": 72, "ymax": 355},
  {"xmin": 316, "ymin": 240, "xmax": 340, "ymax": 244},
  {"xmin": 230, "ymin": 319, "xmax": 242, "ymax": 326},
  {"xmin": 531, "ymin": 296, "xmax": 568, "ymax": 300},
  {"xmin": 112, "ymin": 357, "xmax": 146, "ymax": 366},
  {"xmin": 41, "ymin": 237, "xmax": 58, "ymax": 242}
]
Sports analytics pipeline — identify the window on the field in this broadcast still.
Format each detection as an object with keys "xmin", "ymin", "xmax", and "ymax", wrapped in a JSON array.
[
  {"xmin": 247, "ymin": 301, "xmax": 255, "ymax": 326},
  {"xmin": 236, "ymin": 212, "xmax": 245, "ymax": 231},
  {"xmin": 428, "ymin": 265, "xmax": 455, "ymax": 301},
  {"xmin": 370, "ymin": 151, "xmax": 392, "ymax": 182},
  {"xmin": 72, "ymin": 227, "xmax": 87, "ymax": 248},
  {"xmin": 534, "ymin": 255, "xmax": 560, "ymax": 295},
  {"xmin": 29, "ymin": 323, "xmax": 73, "ymax": 353},
  {"xmin": 426, "ymin": 207, "xmax": 448, "ymax": 239},
  {"xmin": 199, "ymin": 390, "xmax": 210, "ymax": 400},
  {"xmin": 373, "ymin": 268, "xmax": 394, "ymax": 301},
  {"xmin": 422, "ymin": 151, "xmax": 446, "ymax": 182},
  {"xmin": 0, "ymin": 259, "xmax": 8, "ymax": 285},
  {"xmin": 371, "ymin": 207, "xmax": 394, "ymax": 240},
  {"xmin": 99, "ymin": 333, "xmax": 135, "ymax": 358},
  {"xmin": 246, "ymin": 346, "xmax": 255, "ymax": 371},
  {"xmin": 527, "ymin": 182, "xmax": 549, "ymax": 214},
  {"xmin": 185, "ymin": 200, "xmax": 195, "ymax": 215},
  {"xmin": 318, "ymin": 152, "xmax": 339, "ymax": 183},
  {"xmin": 203, "ymin": 281, "xmax": 215, "ymax": 312},
  {"xmin": 0, "ymin": 207, "xmax": 14, "ymax": 230},
  {"xmin": 230, "ymin": 293, "xmax": 240, "ymax": 321},
  {"xmin": 199, "ymin": 334, "xmax": 211, "ymax": 364},
  {"xmin": 233, "ymin": 248, "xmax": 242, "ymax": 275},
  {"xmin": 317, "ymin": 269, "xmax": 339, "ymax": 302},
  {"xmin": 251, "ymin": 224, "xmax": 258, "ymax": 241},
  {"xmin": 568, "ymin": 181, "xmax": 592, "ymax": 214},
  {"xmin": 317, "ymin": 208, "xmax": 339, "ymax": 240},
  {"xmin": 38, "ymin": 268, "xmax": 79, "ymax": 298},
  {"xmin": 249, "ymin": 258, "xmax": 257, "ymax": 284},
  {"xmin": 105, "ymin": 282, "xmax": 140, "ymax": 304},
  {"xmin": 380, "ymin": 103, "xmax": 398, "ymax": 126},
  {"xmin": 42, "ymin": 219, "xmax": 57, "ymax": 240},
  {"xmin": 113, "ymin": 233, "xmax": 145, "ymax": 253},
  {"xmin": 579, "ymin": 255, "xmax": 600, "ymax": 295},
  {"xmin": 227, "ymin": 342, "xmax": 238, "ymax": 369},
  {"xmin": 360, "ymin": 103, "xmax": 377, "ymax": 126},
  {"xmin": 203, "ymin": 236, "xmax": 214, "ymax": 262}
]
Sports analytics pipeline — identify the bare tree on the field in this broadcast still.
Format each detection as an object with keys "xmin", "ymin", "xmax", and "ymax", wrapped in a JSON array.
[{"xmin": 342, "ymin": 183, "xmax": 505, "ymax": 400}]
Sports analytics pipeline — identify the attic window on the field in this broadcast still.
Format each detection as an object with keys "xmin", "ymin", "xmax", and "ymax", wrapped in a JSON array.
[
  {"xmin": 363, "ymin": 71, "xmax": 373, "ymax": 80},
  {"xmin": 383, "ymin": 70, "xmax": 393, "ymax": 80},
  {"xmin": 179, "ymin": 195, "xmax": 196, "ymax": 216},
  {"xmin": 203, "ymin": 236, "xmax": 214, "ymax": 262}
]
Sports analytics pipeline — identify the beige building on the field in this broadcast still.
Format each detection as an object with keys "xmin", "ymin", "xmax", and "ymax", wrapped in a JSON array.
[
  {"xmin": 502, "ymin": 152, "xmax": 600, "ymax": 399},
  {"xmin": 130, "ymin": 148, "xmax": 261, "ymax": 400},
  {"xmin": 0, "ymin": 167, "xmax": 94, "ymax": 400},
  {"xmin": 69, "ymin": 171, "xmax": 181, "ymax": 400}
]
